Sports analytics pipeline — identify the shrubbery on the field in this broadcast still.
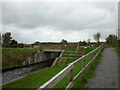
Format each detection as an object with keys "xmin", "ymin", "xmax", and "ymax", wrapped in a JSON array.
[{"xmin": 3, "ymin": 44, "xmax": 24, "ymax": 48}]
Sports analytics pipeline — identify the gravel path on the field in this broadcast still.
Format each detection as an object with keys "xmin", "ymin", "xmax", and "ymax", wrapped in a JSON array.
[{"xmin": 86, "ymin": 48, "xmax": 118, "ymax": 88}]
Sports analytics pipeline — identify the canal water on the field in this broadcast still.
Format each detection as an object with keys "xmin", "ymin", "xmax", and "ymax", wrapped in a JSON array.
[{"xmin": 2, "ymin": 59, "xmax": 54, "ymax": 85}]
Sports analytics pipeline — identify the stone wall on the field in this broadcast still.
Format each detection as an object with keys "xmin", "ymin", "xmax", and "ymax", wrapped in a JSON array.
[{"xmin": 22, "ymin": 50, "xmax": 61, "ymax": 66}]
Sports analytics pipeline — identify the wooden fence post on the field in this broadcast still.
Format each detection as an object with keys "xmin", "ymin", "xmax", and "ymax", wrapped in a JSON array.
[
  {"xmin": 96, "ymin": 49, "xmax": 99, "ymax": 59},
  {"xmin": 90, "ymin": 54, "xmax": 93, "ymax": 69},
  {"xmin": 82, "ymin": 58, "xmax": 86, "ymax": 75},
  {"xmin": 83, "ymin": 58, "xmax": 86, "ymax": 68},
  {"xmin": 68, "ymin": 69, "xmax": 73, "ymax": 88}
]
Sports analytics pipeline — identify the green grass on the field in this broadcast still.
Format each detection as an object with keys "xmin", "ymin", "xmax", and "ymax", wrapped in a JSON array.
[
  {"xmin": 84, "ymin": 47, "xmax": 95, "ymax": 54},
  {"xmin": 104, "ymin": 44, "xmax": 116, "ymax": 48},
  {"xmin": 63, "ymin": 52, "xmax": 76, "ymax": 54},
  {"xmin": 54, "ymin": 60, "xmax": 83, "ymax": 88},
  {"xmin": 115, "ymin": 46, "xmax": 120, "ymax": 55},
  {"xmin": 65, "ymin": 58, "xmax": 79, "ymax": 65},
  {"xmin": 2, "ymin": 48, "xmax": 38, "ymax": 68},
  {"xmin": 62, "ymin": 55, "xmax": 78, "ymax": 57},
  {"xmin": 2, "ymin": 47, "xmax": 101, "ymax": 89},
  {"xmin": 53, "ymin": 47, "xmax": 97, "ymax": 88},
  {"xmin": 111, "ymin": 81, "xmax": 116, "ymax": 86},
  {"xmin": 2, "ymin": 65, "xmax": 65, "ymax": 88},
  {"xmin": 73, "ymin": 48, "xmax": 103, "ymax": 88},
  {"xmin": 54, "ymin": 47, "xmax": 102, "ymax": 88},
  {"xmin": 62, "ymin": 48, "xmax": 80, "ymax": 57},
  {"xmin": 2, "ymin": 58, "xmax": 78, "ymax": 88},
  {"xmin": 65, "ymin": 48, "xmax": 76, "ymax": 51},
  {"xmin": 104, "ymin": 44, "xmax": 120, "ymax": 55}
]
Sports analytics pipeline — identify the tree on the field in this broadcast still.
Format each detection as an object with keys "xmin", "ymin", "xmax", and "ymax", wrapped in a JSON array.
[
  {"xmin": 2, "ymin": 32, "xmax": 12, "ymax": 45},
  {"xmin": 106, "ymin": 34, "xmax": 117, "ymax": 45},
  {"xmin": 79, "ymin": 41, "xmax": 87, "ymax": 46},
  {"xmin": 34, "ymin": 41, "xmax": 40, "ymax": 44},
  {"xmin": 82, "ymin": 41, "xmax": 87, "ymax": 46},
  {"xmin": 93, "ymin": 32, "xmax": 101, "ymax": 43},
  {"xmin": 10, "ymin": 39, "xmax": 18, "ymax": 45},
  {"xmin": 87, "ymin": 38, "xmax": 91, "ymax": 46},
  {"xmin": 0, "ymin": 33, "xmax": 2, "ymax": 44},
  {"xmin": 61, "ymin": 39, "xmax": 68, "ymax": 44}
]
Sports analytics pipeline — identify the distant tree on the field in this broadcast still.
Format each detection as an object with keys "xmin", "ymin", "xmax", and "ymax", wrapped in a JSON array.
[
  {"xmin": 0, "ymin": 33, "xmax": 2, "ymax": 44},
  {"xmin": 34, "ymin": 41, "xmax": 40, "ymax": 44},
  {"xmin": 2, "ymin": 32, "xmax": 12, "ymax": 45},
  {"xmin": 87, "ymin": 38, "xmax": 91, "ymax": 46},
  {"xmin": 17, "ymin": 43, "xmax": 24, "ymax": 48},
  {"xmin": 118, "ymin": 40, "xmax": 120, "ymax": 46},
  {"xmin": 106, "ymin": 34, "xmax": 117, "ymax": 45},
  {"xmin": 79, "ymin": 41, "xmax": 82, "ymax": 46},
  {"xmin": 93, "ymin": 32, "xmax": 101, "ymax": 43},
  {"xmin": 61, "ymin": 39, "xmax": 68, "ymax": 44},
  {"xmin": 79, "ymin": 41, "xmax": 87, "ymax": 46},
  {"xmin": 87, "ymin": 38, "xmax": 91, "ymax": 43},
  {"xmin": 82, "ymin": 41, "xmax": 87, "ymax": 46},
  {"xmin": 10, "ymin": 39, "xmax": 18, "ymax": 45}
]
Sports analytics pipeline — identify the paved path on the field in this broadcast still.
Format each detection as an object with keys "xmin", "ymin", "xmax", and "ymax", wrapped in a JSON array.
[{"xmin": 86, "ymin": 48, "xmax": 118, "ymax": 88}]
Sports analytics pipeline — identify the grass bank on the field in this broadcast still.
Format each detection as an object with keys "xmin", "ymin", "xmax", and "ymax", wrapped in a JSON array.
[
  {"xmin": 2, "ymin": 48, "xmax": 38, "ymax": 68},
  {"xmin": 2, "ymin": 47, "xmax": 97, "ymax": 89},
  {"xmin": 104, "ymin": 44, "xmax": 120, "ymax": 55},
  {"xmin": 115, "ymin": 46, "xmax": 120, "ymax": 55},
  {"xmin": 65, "ymin": 48, "xmax": 76, "ymax": 51},
  {"xmin": 84, "ymin": 47, "xmax": 95, "ymax": 54},
  {"xmin": 2, "ymin": 65, "xmax": 65, "ymax": 88},
  {"xmin": 73, "ymin": 48, "xmax": 104, "ymax": 88},
  {"xmin": 54, "ymin": 47, "xmax": 99, "ymax": 88}
]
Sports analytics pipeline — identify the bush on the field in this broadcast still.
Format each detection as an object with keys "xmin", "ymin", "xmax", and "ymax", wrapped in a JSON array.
[{"xmin": 2, "ymin": 44, "xmax": 24, "ymax": 48}]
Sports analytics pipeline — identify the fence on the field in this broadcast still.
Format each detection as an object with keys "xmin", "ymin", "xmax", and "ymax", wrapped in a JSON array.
[{"xmin": 37, "ymin": 44, "xmax": 103, "ymax": 89}]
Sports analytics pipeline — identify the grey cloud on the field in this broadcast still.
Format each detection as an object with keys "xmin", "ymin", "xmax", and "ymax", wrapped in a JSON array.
[
  {"xmin": 3, "ymin": 2, "xmax": 117, "ymax": 29},
  {"xmin": 2, "ymin": 2, "xmax": 118, "ymax": 43}
]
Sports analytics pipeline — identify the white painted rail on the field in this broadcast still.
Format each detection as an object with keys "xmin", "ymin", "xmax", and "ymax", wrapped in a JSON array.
[{"xmin": 37, "ymin": 44, "xmax": 103, "ymax": 89}]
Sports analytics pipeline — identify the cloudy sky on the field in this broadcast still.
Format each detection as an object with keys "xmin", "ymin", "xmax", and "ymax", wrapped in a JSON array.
[{"xmin": 2, "ymin": 1, "xmax": 118, "ymax": 44}]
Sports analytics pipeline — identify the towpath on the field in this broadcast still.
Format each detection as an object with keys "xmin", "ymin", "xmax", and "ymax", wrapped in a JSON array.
[{"xmin": 86, "ymin": 48, "xmax": 118, "ymax": 88}]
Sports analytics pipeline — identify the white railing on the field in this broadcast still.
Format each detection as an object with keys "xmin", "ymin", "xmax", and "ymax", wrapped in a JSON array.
[{"xmin": 37, "ymin": 44, "xmax": 103, "ymax": 89}]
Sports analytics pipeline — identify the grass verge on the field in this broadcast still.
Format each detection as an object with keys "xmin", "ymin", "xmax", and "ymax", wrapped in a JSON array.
[
  {"xmin": 2, "ymin": 65, "xmax": 65, "ymax": 88},
  {"xmin": 2, "ymin": 48, "xmax": 38, "ymax": 68},
  {"xmin": 2, "ymin": 47, "xmax": 99, "ymax": 89},
  {"xmin": 53, "ymin": 47, "xmax": 98, "ymax": 88},
  {"xmin": 84, "ymin": 47, "xmax": 95, "ymax": 54},
  {"xmin": 73, "ymin": 48, "xmax": 104, "ymax": 88},
  {"xmin": 115, "ymin": 46, "xmax": 120, "ymax": 55},
  {"xmin": 65, "ymin": 48, "xmax": 76, "ymax": 51}
]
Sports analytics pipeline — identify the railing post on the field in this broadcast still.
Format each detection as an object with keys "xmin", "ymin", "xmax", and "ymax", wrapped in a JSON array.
[
  {"xmin": 67, "ymin": 69, "xmax": 73, "ymax": 89},
  {"xmin": 81, "ymin": 58, "xmax": 86, "ymax": 76},
  {"xmin": 96, "ymin": 50, "xmax": 99, "ymax": 59},
  {"xmin": 97, "ymin": 47, "xmax": 101, "ymax": 59},
  {"xmin": 93, "ymin": 52, "xmax": 96, "ymax": 58},
  {"xmin": 83, "ymin": 59, "xmax": 86, "ymax": 68},
  {"xmin": 90, "ymin": 53, "xmax": 93, "ymax": 69}
]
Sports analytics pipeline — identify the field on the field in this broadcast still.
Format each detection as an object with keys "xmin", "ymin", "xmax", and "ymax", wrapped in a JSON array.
[
  {"xmin": 2, "ymin": 48, "xmax": 38, "ymax": 68},
  {"xmin": 2, "ymin": 47, "xmax": 98, "ymax": 88}
]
